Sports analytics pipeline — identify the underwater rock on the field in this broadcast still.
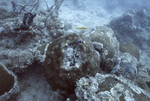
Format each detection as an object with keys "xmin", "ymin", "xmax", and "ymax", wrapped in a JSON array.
[
  {"xmin": 90, "ymin": 26, "xmax": 120, "ymax": 73},
  {"xmin": 90, "ymin": 26, "xmax": 119, "ymax": 59},
  {"xmin": 98, "ymin": 52, "xmax": 138, "ymax": 79},
  {"xmin": 111, "ymin": 53, "xmax": 138, "ymax": 79},
  {"xmin": 0, "ymin": 50, "xmax": 34, "ymax": 71},
  {"xmin": 0, "ymin": 63, "xmax": 18, "ymax": 100},
  {"xmin": 75, "ymin": 73, "xmax": 150, "ymax": 101},
  {"xmin": 120, "ymin": 43, "xmax": 140, "ymax": 61},
  {"xmin": 108, "ymin": 8, "xmax": 150, "ymax": 49},
  {"xmin": 0, "ymin": 24, "xmax": 37, "ymax": 70},
  {"xmin": 44, "ymin": 33, "xmax": 100, "ymax": 94},
  {"xmin": 0, "ymin": 19, "xmax": 50, "ymax": 70},
  {"xmin": 100, "ymin": 57, "xmax": 117, "ymax": 73}
]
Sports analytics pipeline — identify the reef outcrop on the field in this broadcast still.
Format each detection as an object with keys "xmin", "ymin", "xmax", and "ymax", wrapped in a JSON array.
[
  {"xmin": 108, "ymin": 8, "xmax": 150, "ymax": 49},
  {"xmin": 90, "ymin": 26, "xmax": 119, "ymax": 59},
  {"xmin": 44, "ymin": 33, "xmax": 100, "ymax": 93},
  {"xmin": 89, "ymin": 26, "xmax": 120, "ymax": 73}
]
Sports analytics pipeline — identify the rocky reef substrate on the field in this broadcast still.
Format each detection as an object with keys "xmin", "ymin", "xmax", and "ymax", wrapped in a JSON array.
[{"xmin": 0, "ymin": 6, "xmax": 150, "ymax": 101}]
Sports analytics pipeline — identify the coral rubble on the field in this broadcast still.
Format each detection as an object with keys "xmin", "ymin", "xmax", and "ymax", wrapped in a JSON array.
[{"xmin": 75, "ymin": 73, "xmax": 150, "ymax": 101}]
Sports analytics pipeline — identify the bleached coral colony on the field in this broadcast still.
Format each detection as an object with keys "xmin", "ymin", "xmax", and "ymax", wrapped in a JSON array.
[{"xmin": 0, "ymin": 0, "xmax": 150, "ymax": 101}]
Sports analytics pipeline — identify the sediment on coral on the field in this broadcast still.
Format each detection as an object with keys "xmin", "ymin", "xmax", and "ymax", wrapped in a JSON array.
[{"xmin": 44, "ymin": 33, "xmax": 100, "ymax": 94}]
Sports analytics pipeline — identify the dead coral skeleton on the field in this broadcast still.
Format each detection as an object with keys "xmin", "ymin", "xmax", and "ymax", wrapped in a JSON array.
[
  {"xmin": 44, "ymin": 0, "xmax": 64, "ymax": 22},
  {"xmin": 11, "ymin": 1, "xmax": 38, "ymax": 30},
  {"xmin": 11, "ymin": 0, "xmax": 39, "ymax": 15}
]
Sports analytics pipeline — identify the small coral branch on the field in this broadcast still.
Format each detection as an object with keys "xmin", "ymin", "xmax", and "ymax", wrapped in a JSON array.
[
  {"xmin": 45, "ymin": 0, "xmax": 64, "ymax": 21},
  {"xmin": 54, "ymin": 0, "xmax": 64, "ymax": 13},
  {"xmin": 11, "ymin": 0, "xmax": 39, "ymax": 15},
  {"xmin": 11, "ymin": 1, "xmax": 38, "ymax": 31},
  {"xmin": 20, "ymin": 12, "xmax": 36, "ymax": 30}
]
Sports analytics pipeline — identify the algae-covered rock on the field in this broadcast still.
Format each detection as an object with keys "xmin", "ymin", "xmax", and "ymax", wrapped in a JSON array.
[
  {"xmin": 90, "ymin": 26, "xmax": 119, "ymax": 59},
  {"xmin": 90, "ymin": 26, "xmax": 120, "ymax": 74},
  {"xmin": 75, "ymin": 73, "xmax": 150, "ymax": 101},
  {"xmin": 44, "ymin": 33, "xmax": 100, "ymax": 94},
  {"xmin": 120, "ymin": 43, "xmax": 140, "ymax": 61}
]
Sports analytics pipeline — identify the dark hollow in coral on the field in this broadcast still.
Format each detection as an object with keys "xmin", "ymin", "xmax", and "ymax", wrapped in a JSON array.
[
  {"xmin": 0, "ymin": 64, "xmax": 15, "ymax": 96},
  {"xmin": 146, "ymin": 81, "xmax": 150, "ymax": 88}
]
